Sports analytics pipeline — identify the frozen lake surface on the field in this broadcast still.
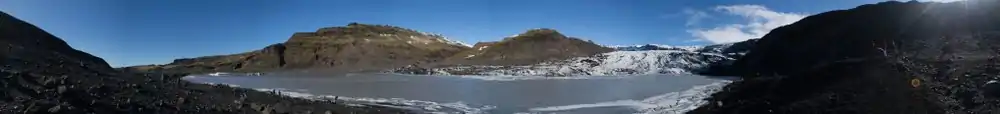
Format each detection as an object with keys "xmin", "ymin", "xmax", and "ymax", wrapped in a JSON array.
[{"xmin": 183, "ymin": 73, "xmax": 733, "ymax": 114}]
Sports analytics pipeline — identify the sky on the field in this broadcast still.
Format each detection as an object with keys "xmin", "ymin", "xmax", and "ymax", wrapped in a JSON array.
[{"xmin": 0, "ymin": 0, "xmax": 965, "ymax": 67}]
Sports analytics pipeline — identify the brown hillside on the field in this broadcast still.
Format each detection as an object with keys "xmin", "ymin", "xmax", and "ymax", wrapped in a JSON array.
[
  {"xmin": 130, "ymin": 23, "xmax": 470, "ymax": 74},
  {"xmin": 441, "ymin": 28, "xmax": 614, "ymax": 66}
]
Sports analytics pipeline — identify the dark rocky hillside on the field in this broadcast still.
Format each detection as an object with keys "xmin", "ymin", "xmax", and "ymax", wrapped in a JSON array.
[
  {"xmin": 0, "ymin": 11, "xmax": 404, "ymax": 113},
  {"xmin": 440, "ymin": 28, "xmax": 614, "ymax": 66},
  {"xmin": 693, "ymin": 0, "xmax": 1000, "ymax": 113},
  {"xmin": 125, "ymin": 23, "xmax": 470, "ymax": 74}
]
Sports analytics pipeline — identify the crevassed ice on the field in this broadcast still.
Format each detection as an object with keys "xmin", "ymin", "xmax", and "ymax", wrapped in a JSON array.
[{"xmin": 428, "ymin": 50, "xmax": 731, "ymax": 76}]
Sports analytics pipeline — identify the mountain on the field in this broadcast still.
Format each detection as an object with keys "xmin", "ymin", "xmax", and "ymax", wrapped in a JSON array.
[
  {"xmin": 126, "ymin": 23, "xmax": 471, "ymax": 74},
  {"xmin": 608, "ymin": 39, "xmax": 757, "ymax": 58},
  {"xmin": 696, "ymin": 39, "xmax": 759, "ymax": 56},
  {"xmin": 609, "ymin": 44, "xmax": 701, "ymax": 52},
  {"xmin": 692, "ymin": 1, "xmax": 1000, "ymax": 113},
  {"xmin": 392, "ymin": 40, "xmax": 757, "ymax": 76},
  {"xmin": 438, "ymin": 28, "xmax": 615, "ymax": 66},
  {"xmin": 0, "ymin": 11, "xmax": 403, "ymax": 113}
]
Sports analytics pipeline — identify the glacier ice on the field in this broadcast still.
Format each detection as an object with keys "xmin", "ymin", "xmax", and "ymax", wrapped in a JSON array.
[{"xmin": 415, "ymin": 50, "xmax": 731, "ymax": 76}]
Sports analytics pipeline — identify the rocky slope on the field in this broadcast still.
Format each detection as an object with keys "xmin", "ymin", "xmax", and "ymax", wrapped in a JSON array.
[
  {"xmin": 126, "ymin": 23, "xmax": 471, "ymax": 74},
  {"xmin": 438, "ymin": 28, "xmax": 614, "ymax": 66},
  {"xmin": 692, "ymin": 1, "xmax": 1000, "ymax": 113},
  {"xmin": 0, "ymin": 11, "xmax": 404, "ymax": 113},
  {"xmin": 392, "ymin": 40, "xmax": 757, "ymax": 76}
]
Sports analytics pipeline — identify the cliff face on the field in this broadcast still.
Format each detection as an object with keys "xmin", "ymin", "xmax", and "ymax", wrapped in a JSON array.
[
  {"xmin": 693, "ymin": 1, "xmax": 1000, "ymax": 113},
  {"xmin": 131, "ymin": 23, "xmax": 471, "ymax": 74},
  {"xmin": 0, "ymin": 11, "xmax": 403, "ymax": 113},
  {"xmin": 441, "ymin": 28, "xmax": 614, "ymax": 66}
]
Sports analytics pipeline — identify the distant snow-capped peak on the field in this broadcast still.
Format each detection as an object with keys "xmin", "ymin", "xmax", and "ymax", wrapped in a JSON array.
[
  {"xmin": 605, "ymin": 44, "xmax": 703, "ymax": 51},
  {"xmin": 419, "ymin": 32, "xmax": 472, "ymax": 47}
]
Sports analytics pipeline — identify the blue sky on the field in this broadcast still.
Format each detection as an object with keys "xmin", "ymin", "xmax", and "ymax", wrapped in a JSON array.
[{"xmin": 0, "ymin": 0, "xmax": 956, "ymax": 67}]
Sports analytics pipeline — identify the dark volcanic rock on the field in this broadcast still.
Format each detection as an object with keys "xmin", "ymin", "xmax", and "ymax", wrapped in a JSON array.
[
  {"xmin": 125, "ymin": 23, "xmax": 470, "ymax": 74},
  {"xmin": 441, "ymin": 28, "xmax": 614, "ymax": 66},
  {"xmin": 0, "ymin": 11, "xmax": 405, "ymax": 113},
  {"xmin": 692, "ymin": 1, "xmax": 1000, "ymax": 114}
]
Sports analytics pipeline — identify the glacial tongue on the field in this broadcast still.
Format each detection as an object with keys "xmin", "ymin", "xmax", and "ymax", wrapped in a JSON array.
[{"xmin": 392, "ymin": 39, "xmax": 759, "ymax": 76}]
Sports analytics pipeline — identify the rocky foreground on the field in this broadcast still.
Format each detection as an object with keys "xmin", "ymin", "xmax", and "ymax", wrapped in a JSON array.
[
  {"xmin": 692, "ymin": 1, "xmax": 1000, "ymax": 113},
  {"xmin": 0, "ymin": 11, "xmax": 404, "ymax": 113}
]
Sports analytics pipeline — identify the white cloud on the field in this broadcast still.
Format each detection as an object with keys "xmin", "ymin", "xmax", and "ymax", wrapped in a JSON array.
[
  {"xmin": 687, "ymin": 5, "xmax": 807, "ymax": 44},
  {"xmin": 918, "ymin": 0, "xmax": 965, "ymax": 3},
  {"xmin": 682, "ymin": 8, "xmax": 710, "ymax": 26}
]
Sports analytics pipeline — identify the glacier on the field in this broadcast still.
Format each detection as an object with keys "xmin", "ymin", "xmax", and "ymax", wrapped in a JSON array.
[
  {"xmin": 391, "ymin": 40, "xmax": 757, "ymax": 76},
  {"xmin": 417, "ymin": 50, "xmax": 731, "ymax": 76}
]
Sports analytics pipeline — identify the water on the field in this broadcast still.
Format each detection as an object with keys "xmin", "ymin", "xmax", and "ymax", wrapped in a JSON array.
[{"xmin": 183, "ymin": 73, "xmax": 731, "ymax": 114}]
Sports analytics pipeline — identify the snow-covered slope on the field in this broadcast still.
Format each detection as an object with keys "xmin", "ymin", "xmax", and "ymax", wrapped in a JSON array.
[{"xmin": 421, "ymin": 32, "xmax": 472, "ymax": 47}]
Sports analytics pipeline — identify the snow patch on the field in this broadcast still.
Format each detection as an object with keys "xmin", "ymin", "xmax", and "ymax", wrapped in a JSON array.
[
  {"xmin": 508, "ymin": 34, "xmax": 521, "ymax": 38},
  {"xmin": 207, "ymin": 72, "xmax": 229, "ymax": 76},
  {"xmin": 420, "ymin": 32, "xmax": 472, "ymax": 47},
  {"xmin": 637, "ymin": 80, "xmax": 731, "ymax": 114},
  {"xmin": 254, "ymin": 88, "xmax": 315, "ymax": 98},
  {"xmin": 529, "ymin": 100, "xmax": 646, "ymax": 111},
  {"xmin": 435, "ymin": 38, "xmax": 471, "ymax": 47},
  {"xmin": 465, "ymin": 54, "xmax": 477, "ymax": 58},
  {"xmin": 477, "ymin": 46, "xmax": 490, "ymax": 51}
]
